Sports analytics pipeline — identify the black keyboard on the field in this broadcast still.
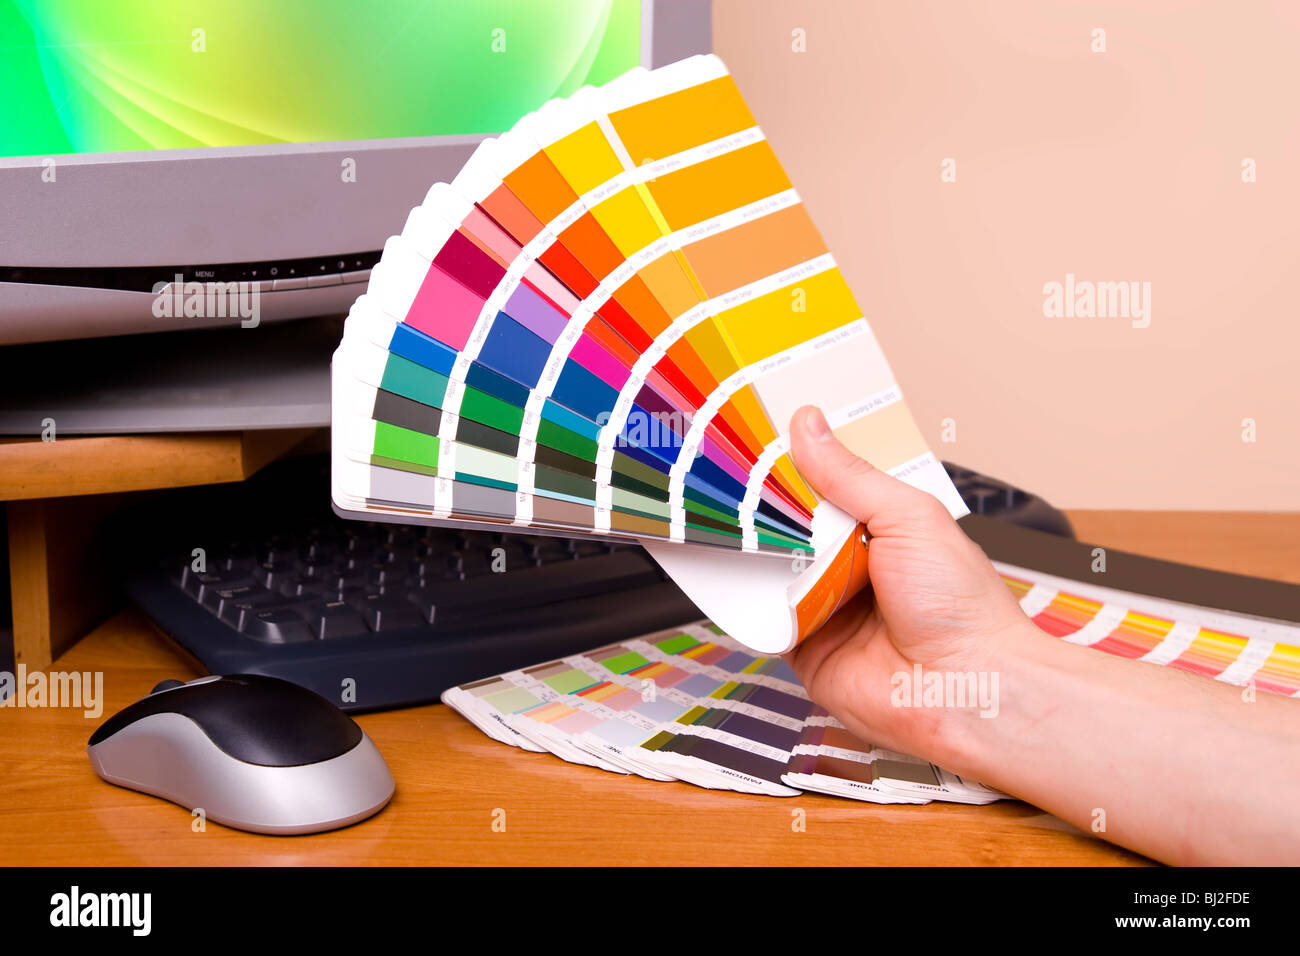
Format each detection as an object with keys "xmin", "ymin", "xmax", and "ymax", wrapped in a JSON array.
[{"xmin": 118, "ymin": 454, "xmax": 1070, "ymax": 711}]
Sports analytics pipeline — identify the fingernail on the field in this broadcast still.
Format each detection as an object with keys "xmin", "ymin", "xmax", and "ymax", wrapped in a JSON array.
[{"xmin": 804, "ymin": 407, "xmax": 833, "ymax": 441}]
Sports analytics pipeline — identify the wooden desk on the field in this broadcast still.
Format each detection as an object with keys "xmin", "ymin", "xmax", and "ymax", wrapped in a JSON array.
[{"xmin": 3, "ymin": 512, "xmax": 1297, "ymax": 866}]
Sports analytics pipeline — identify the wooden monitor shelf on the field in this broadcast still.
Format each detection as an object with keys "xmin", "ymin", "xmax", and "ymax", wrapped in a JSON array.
[{"xmin": 2, "ymin": 428, "xmax": 322, "ymax": 670}]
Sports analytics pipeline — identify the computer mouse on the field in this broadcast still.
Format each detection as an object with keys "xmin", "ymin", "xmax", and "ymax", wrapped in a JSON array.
[{"xmin": 87, "ymin": 674, "xmax": 394, "ymax": 835}]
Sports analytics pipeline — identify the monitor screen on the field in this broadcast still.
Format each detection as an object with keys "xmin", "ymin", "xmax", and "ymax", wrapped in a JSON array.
[
  {"xmin": 0, "ymin": 0, "xmax": 709, "ymax": 346},
  {"xmin": 1, "ymin": 0, "xmax": 643, "ymax": 157}
]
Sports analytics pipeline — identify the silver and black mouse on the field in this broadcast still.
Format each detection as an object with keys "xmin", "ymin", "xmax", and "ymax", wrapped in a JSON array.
[{"xmin": 87, "ymin": 674, "xmax": 394, "ymax": 835}]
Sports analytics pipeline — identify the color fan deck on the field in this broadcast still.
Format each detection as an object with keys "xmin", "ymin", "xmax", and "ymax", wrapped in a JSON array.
[{"xmin": 331, "ymin": 55, "xmax": 962, "ymax": 562}]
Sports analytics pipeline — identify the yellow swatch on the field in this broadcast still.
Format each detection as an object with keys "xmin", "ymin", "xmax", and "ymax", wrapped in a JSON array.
[
  {"xmin": 544, "ymin": 121, "xmax": 624, "ymax": 196},
  {"xmin": 715, "ymin": 268, "xmax": 860, "ymax": 366},
  {"xmin": 609, "ymin": 75, "xmax": 757, "ymax": 163}
]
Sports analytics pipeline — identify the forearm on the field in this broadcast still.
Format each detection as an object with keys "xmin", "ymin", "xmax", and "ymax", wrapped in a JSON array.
[{"xmin": 938, "ymin": 619, "xmax": 1300, "ymax": 865}]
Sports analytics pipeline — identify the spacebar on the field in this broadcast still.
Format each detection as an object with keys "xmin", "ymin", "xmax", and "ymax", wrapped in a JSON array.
[{"xmin": 417, "ymin": 551, "xmax": 663, "ymax": 624}]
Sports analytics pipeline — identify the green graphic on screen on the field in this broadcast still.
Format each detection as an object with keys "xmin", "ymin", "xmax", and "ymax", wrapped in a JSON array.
[{"xmin": 0, "ymin": 0, "xmax": 641, "ymax": 157}]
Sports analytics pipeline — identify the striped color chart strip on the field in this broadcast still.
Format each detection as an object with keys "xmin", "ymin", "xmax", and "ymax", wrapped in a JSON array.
[{"xmin": 999, "ymin": 566, "xmax": 1300, "ymax": 697}]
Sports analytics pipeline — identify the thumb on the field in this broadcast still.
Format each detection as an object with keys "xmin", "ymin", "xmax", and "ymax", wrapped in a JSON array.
[{"xmin": 788, "ymin": 405, "xmax": 952, "ymax": 537}]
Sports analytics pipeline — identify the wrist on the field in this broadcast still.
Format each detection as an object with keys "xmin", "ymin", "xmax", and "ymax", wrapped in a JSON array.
[{"xmin": 925, "ymin": 617, "xmax": 1070, "ymax": 781}]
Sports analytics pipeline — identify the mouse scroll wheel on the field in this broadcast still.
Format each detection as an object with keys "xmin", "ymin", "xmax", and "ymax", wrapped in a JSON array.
[{"xmin": 151, "ymin": 679, "xmax": 187, "ymax": 695}]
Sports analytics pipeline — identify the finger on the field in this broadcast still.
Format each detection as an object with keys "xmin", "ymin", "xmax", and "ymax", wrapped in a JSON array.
[{"xmin": 788, "ymin": 405, "xmax": 952, "ymax": 536}]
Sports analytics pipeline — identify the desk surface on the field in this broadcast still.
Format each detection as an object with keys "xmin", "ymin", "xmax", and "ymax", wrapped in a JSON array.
[{"xmin": 3, "ymin": 510, "xmax": 1297, "ymax": 866}]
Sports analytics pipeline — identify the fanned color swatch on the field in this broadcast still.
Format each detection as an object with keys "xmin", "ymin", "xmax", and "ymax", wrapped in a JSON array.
[
  {"xmin": 442, "ymin": 620, "xmax": 1005, "ymax": 805},
  {"xmin": 331, "ymin": 55, "xmax": 966, "ymax": 652}
]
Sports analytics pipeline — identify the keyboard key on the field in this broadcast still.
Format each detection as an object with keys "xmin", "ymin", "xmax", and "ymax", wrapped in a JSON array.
[
  {"xmin": 302, "ymin": 601, "xmax": 371, "ymax": 640},
  {"xmin": 343, "ymin": 535, "xmax": 375, "ymax": 556},
  {"xmin": 219, "ymin": 589, "xmax": 280, "ymax": 628},
  {"xmin": 367, "ymin": 564, "xmax": 407, "ymax": 589},
  {"xmin": 185, "ymin": 571, "xmax": 253, "ymax": 602},
  {"xmin": 335, "ymin": 586, "xmax": 375, "ymax": 611},
  {"xmin": 252, "ymin": 562, "xmax": 295, "ymax": 589},
  {"xmin": 243, "ymin": 609, "xmax": 316, "ymax": 644},
  {"xmin": 299, "ymin": 542, "xmax": 336, "ymax": 564},
  {"xmin": 333, "ymin": 553, "xmax": 370, "ymax": 573},
  {"xmin": 259, "ymin": 542, "xmax": 296, "ymax": 565},
  {"xmin": 200, "ymin": 583, "xmax": 261, "ymax": 616},
  {"xmin": 358, "ymin": 596, "xmax": 426, "ymax": 632},
  {"xmin": 280, "ymin": 578, "xmax": 329, "ymax": 599}
]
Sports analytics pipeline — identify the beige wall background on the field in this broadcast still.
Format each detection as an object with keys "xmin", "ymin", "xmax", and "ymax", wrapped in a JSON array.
[{"xmin": 713, "ymin": 0, "xmax": 1299, "ymax": 510}]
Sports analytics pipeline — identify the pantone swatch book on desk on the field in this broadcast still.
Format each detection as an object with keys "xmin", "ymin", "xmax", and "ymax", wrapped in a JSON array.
[
  {"xmin": 330, "ymin": 54, "xmax": 966, "ymax": 654},
  {"xmin": 442, "ymin": 566, "xmax": 1300, "ymax": 806}
]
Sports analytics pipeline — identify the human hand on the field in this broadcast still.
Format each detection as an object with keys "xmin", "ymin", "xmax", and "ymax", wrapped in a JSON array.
[
  {"xmin": 786, "ymin": 407, "xmax": 1300, "ymax": 865},
  {"xmin": 784, "ymin": 405, "xmax": 1040, "ymax": 766}
]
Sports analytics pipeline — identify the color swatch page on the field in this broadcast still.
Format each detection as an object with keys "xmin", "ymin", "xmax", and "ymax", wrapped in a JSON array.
[{"xmin": 331, "ymin": 54, "xmax": 966, "ymax": 653}]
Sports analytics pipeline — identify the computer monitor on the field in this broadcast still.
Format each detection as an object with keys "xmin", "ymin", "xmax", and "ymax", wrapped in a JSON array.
[{"xmin": 0, "ymin": 0, "xmax": 711, "ymax": 345}]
